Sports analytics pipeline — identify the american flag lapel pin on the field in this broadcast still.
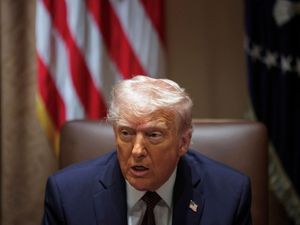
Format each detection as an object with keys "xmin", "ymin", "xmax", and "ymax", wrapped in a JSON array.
[{"xmin": 189, "ymin": 200, "xmax": 198, "ymax": 212}]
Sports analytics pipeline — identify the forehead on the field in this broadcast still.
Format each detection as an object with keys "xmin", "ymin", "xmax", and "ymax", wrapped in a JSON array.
[{"xmin": 116, "ymin": 110, "xmax": 178, "ymax": 130}]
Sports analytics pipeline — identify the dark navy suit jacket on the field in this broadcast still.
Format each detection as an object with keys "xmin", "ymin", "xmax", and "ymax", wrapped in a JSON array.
[{"xmin": 42, "ymin": 150, "xmax": 252, "ymax": 225}]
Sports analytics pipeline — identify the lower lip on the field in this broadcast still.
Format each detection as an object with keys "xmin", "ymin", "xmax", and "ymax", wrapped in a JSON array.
[{"xmin": 130, "ymin": 167, "xmax": 149, "ymax": 177}]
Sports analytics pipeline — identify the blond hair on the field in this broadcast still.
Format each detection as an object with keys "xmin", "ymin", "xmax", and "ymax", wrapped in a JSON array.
[{"xmin": 107, "ymin": 75, "xmax": 193, "ymax": 132}]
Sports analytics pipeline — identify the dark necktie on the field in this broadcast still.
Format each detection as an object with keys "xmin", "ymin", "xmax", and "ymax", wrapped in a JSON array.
[{"xmin": 141, "ymin": 191, "xmax": 161, "ymax": 225}]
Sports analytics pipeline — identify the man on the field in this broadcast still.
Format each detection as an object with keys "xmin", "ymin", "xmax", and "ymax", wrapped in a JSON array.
[{"xmin": 42, "ymin": 76, "xmax": 252, "ymax": 225}]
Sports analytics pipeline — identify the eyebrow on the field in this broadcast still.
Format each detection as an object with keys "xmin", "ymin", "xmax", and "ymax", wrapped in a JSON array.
[
  {"xmin": 138, "ymin": 123, "xmax": 169, "ymax": 131},
  {"xmin": 117, "ymin": 123, "xmax": 169, "ymax": 131}
]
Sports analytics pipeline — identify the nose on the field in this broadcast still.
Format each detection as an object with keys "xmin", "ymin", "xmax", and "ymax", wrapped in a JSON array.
[{"xmin": 132, "ymin": 133, "xmax": 146, "ymax": 159}]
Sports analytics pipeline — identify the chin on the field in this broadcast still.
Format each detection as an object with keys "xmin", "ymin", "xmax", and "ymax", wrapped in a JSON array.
[
  {"xmin": 129, "ymin": 180, "xmax": 153, "ymax": 191},
  {"xmin": 131, "ymin": 182, "xmax": 149, "ymax": 191},
  {"xmin": 134, "ymin": 186, "xmax": 148, "ymax": 191}
]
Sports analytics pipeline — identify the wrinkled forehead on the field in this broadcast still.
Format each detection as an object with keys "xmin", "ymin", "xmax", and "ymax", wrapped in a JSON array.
[{"xmin": 115, "ymin": 109, "xmax": 180, "ymax": 131}]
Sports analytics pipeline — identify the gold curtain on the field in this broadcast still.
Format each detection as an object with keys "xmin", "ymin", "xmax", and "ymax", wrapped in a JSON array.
[{"xmin": 1, "ymin": 1, "xmax": 57, "ymax": 225}]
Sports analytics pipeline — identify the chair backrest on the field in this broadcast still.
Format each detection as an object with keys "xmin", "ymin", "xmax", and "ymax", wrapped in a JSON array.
[{"xmin": 59, "ymin": 119, "xmax": 268, "ymax": 225}]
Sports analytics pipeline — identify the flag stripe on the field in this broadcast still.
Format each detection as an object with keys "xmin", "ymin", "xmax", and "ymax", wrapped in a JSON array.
[
  {"xmin": 42, "ymin": 0, "xmax": 107, "ymax": 118},
  {"xmin": 36, "ymin": 0, "xmax": 84, "ymax": 121},
  {"xmin": 37, "ymin": 55, "xmax": 66, "ymax": 130},
  {"xmin": 65, "ymin": 0, "xmax": 121, "ymax": 104},
  {"xmin": 36, "ymin": 0, "xmax": 166, "ymax": 154},
  {"xmin": 110, "ymin": 0, "xmax": 166, "ymax": 76},
  {"xmin": 86, "ymin": 0, "xmax": 146, "ymax": 78},
  {"xmin": 140, "ymin": 0, "xmax": 165, "ymax": 44}
]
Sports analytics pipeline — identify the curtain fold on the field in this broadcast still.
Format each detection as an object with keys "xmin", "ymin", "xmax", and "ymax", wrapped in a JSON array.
[{"xmin": 1, "ymin": 1, "xmax": 57, "ymax": 225}]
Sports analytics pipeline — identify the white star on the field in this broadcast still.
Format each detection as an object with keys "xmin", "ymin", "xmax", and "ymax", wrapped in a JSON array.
[
  {"xmin": 264, "ymin": 51, "xmax": 278, "ymax": 68},
  {"xmin": 281, "ymin": 55, "xmax": 293, "ymax": 73},
  {"xmin": 250, "ymin": 45, "xmax": 262, "ymax": 60},
  {"xmin": 273, "ymin": 0, "xmax": 294, "ymax": 26}
]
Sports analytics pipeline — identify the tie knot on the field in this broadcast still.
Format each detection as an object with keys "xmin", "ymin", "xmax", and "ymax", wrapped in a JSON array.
[{"xmin": 142, "ymin": 191, "xmax": 161, "ymax": 209}]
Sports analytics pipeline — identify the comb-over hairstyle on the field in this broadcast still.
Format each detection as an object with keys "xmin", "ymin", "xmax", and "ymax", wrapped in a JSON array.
[{"xmin": 107, "ymin": 75, "xmax": 193, "ymax": 132}]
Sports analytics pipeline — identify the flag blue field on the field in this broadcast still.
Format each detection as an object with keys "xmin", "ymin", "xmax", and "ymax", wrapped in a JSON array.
[{"xmin": 244, "ymin": 0, "xmax": 300, "ymax": 224}]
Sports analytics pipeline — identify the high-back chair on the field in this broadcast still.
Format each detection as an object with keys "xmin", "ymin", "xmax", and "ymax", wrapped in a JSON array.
[{"xmin": 59, "ymin": 119, "xmax": 268, "ymax": 225}]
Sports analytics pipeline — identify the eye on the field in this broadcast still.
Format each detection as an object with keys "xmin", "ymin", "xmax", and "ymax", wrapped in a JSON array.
[
  {"xmin": 118, "ymin": 128, "xmax": 134, "ymax": 141},
  {"xmin": 146, "ymin": 131, "xmax": 163, "ymax": 143},
  {"xmin": 148, "ymin": 132, "xmax": 162, "ymax": 138},
  {"xmin": 120, "ymin": 130, "xmax": 130, "ymax": 136}
]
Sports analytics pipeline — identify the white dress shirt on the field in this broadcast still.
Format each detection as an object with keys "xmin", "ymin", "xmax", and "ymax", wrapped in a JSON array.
[{"xmin": 126, "ymin": 167, "xmax": 177, "ymax": 225}]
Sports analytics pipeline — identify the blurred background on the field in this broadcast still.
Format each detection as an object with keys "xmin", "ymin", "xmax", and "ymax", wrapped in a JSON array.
[{"xmin": 1, "ymin": 0, "xmax": 299, "ymax": 225}]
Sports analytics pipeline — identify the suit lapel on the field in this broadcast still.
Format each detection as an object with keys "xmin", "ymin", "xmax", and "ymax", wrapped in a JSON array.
[
  {"xmin": 91, "ymin": 151, "xmax": 206, "ymax": 225},
  {"xmin": 172, "ymin": 156, "xmax": 205, "ymax": 225},
  {"xmin": 93, "ymin": 154, "xmax": 128, "ymax": 225}
]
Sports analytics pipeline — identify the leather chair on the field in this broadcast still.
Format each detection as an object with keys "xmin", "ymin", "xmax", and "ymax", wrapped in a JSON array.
[{"xmin": 59, "ymin": 119, "xmax": 268, "ymax": 225}]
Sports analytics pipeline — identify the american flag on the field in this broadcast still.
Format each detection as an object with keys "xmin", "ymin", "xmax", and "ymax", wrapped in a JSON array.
[
  {"xmin": 189, "ymin": 200, "xmax": 198, "ymax": 213},
  {"xmin": 245, "ymin": 0, "xmax": 300, "ymax": 224},
  {"xmin": 36, "ymin": 0, "xmax": 166, "ymax": 155}
]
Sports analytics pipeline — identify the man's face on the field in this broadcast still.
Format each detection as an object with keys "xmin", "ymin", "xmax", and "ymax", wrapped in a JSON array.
[{"xmin": 114, "ymin": 111, "xmax": 190, "ymax": 191}]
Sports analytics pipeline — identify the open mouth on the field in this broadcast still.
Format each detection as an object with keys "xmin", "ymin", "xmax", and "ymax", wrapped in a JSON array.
[{"xmin": 132, "ymin": 166, "xmax": 149, "ymax": 171}]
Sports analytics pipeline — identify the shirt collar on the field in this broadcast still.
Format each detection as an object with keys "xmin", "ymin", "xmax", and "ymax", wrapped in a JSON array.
[{"xmin": 126, "ymin": 167, "xmax": 177, "ymax": 209}]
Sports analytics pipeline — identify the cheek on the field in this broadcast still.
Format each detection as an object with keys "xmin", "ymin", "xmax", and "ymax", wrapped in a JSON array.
[
  {"xmin": 116, "ymin": 141, "xmax": 130, "ymax": 161},
  {"xmin": 150, "ymin": 150, "xmax": 179, "ymax": 186},
  {"xmin": 152, "ymin": 146, "xmax": 180, "ymax": 170}
]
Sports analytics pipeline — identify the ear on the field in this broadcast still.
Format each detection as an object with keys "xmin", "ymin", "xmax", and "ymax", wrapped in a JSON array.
[{"xmin": 178, "ymin": 128, "xmax": 192, "ymax": 156}]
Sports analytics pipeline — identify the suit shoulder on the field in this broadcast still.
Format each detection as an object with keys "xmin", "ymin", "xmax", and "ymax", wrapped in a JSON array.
[
  {"xmin": 182, "ymin": 150, "xmax": 252, "ymax": 223},
  {"xmin": 50, "ymin": 151, "xmax": 118, "ymax": 184}
]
